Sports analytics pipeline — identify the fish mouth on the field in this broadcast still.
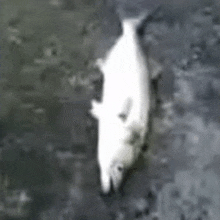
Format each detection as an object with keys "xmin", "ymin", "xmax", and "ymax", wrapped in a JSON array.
[
  {"xmin": 111, "ymin": 175, "xmax": 123, "ymax": 193},
  {"xmin": 100, "ymin": 178, "xmax": 121, "ymax": 197},
  {"xmin": 110, "ymin": 178, "xmax": 116, "ymax": 194},
  {"xmin": 99, "ymin": 179, "xmax": 115, "ymax": 196}
]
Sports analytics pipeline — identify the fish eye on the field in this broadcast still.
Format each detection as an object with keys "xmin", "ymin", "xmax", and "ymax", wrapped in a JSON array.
[
  {"xmin": 117, "ymin": 165, "xmax": 124, "ymax": 172},
  {"xmin": 118, "ymin": 113, "xmax": 127, "ymax": 122}
]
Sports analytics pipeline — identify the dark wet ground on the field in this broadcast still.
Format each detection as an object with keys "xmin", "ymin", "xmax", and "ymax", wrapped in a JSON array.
[{"xmin": 1, "ymin": 0, "xmax": 220, "ymax": 219}]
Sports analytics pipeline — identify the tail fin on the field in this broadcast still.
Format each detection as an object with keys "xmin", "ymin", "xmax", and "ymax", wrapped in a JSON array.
[
  {"xmin": 136, "ymin": 6, "xmax": 162, "ymax": 36},
  {"xmin": 119, "ymin": 5, "xmax": 162, "ymax": 38}
]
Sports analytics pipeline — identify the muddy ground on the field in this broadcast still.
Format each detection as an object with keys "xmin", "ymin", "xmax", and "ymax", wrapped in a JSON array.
[{"xmin": 1, "ymin": 0, "xmax": 220, "ymax": 219}]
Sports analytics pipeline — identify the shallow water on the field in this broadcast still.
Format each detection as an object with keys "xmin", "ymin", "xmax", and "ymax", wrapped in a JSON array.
[{"xmin": 1, "ymin": 0, "xmax": 220, "ymax": 219}]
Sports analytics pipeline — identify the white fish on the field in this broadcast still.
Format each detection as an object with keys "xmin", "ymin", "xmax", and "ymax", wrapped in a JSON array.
[{"xmin": 91, "ymin": 15, "xmax": 151, "ymax": 194}]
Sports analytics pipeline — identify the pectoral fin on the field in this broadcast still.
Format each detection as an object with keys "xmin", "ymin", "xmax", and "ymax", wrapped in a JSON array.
[
  {"xmin": 118, "ymin": 98, "xmax": 132, "ymax": 122},
  {"xmin": 90, "ymin": 100, "xmax": 102, "ymax": 119}
]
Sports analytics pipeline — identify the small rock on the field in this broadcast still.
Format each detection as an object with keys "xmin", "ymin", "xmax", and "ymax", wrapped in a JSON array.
[
  {"xmin": 202, "ymin": 7, "xmax": 212, "ymax": 16},
  {"xmin": 170, "ymin": 187, "xmax": 181, "ymax": 199},
  {"xmin": 212, "ymin": 16, "xmax": 220, "ymax": 25},
  {"xmin": 178, "ymin": 59, "xmax": 191, "ymax": 70},
  {"xmin": 211, "ymin": 79, "xmax": 220, "ymax": 96},
  {"xmin": 160, "ymin": 157, "xmax": 169, "ymax": 167},
  {"xmin": 151, "ymin": 212, "xmax": 159, "ymax": 220},
  {"xmin": 180, "ymin": 213, "xmax": 186, "ymax": 220}
]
